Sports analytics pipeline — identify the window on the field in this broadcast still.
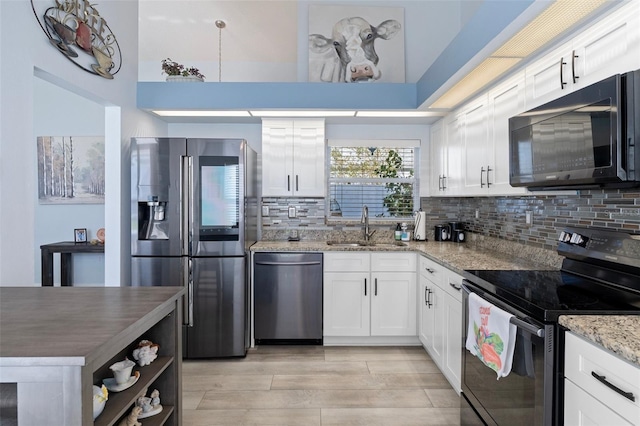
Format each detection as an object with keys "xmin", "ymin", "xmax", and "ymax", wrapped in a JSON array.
[{"xmin": 327, "ymin": 139, "xmax": 419, "ymax": 220}]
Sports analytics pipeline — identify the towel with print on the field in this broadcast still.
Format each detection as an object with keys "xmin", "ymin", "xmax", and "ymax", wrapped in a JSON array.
[{"xmin": 465, "ymin": 292, "xmax": 517, "ymax": 379}]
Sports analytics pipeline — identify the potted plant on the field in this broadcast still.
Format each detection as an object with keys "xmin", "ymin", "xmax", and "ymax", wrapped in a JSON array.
[{"xmin": 161, "ymin": 58, "xmax": 205, "ymax": 82}]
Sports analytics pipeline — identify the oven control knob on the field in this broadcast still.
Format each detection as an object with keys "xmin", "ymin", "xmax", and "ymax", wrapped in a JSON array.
[
  {"xmin": 570, "ymin": 233, "xmax": 583, "ymax": 244},
  {"xmin": 559, "ymin": 231, "xmax": 572, "ymax": 242}
]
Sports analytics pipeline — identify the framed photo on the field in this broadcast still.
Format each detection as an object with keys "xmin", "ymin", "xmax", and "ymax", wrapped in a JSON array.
[{"xmin": 74, "ymin": 228, "xmax": 87, "ymax": 243}]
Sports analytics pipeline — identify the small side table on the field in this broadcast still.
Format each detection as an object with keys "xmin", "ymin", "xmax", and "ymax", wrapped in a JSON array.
[{"xmin": 40, "ymin": 242, "xmax": 105, "ymax": 286}]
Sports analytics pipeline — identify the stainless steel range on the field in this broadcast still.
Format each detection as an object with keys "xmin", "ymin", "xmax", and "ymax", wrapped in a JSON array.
[{"xmin": 461, "ymin": 226, "xmax": 640, "ymax": 426}]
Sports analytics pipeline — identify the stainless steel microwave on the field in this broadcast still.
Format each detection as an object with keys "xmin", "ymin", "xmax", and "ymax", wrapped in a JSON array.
[{"xmin": 509, "ymin": 69, "xmax": 640, "ymax": 190}]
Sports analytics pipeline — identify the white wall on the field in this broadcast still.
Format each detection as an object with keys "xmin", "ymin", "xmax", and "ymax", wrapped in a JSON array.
[
  {"xmin": 0, "ymin": 0, "xmax": 167, "ymax": 286},
  {"xmin": 33, "ymin": 78, "xmax": 105, "ymax": 285}
]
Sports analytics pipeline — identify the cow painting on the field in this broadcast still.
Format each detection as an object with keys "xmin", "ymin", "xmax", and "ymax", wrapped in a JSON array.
[{"xmin": 309, "ymin": 17, "xmax": 401, "ymax": 83}]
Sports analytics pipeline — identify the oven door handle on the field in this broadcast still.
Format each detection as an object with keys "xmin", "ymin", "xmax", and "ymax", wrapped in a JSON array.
[
  {"xmin": 462, "ymin": 282, "xmax": 545, "ymax": 338},
  {"xmin": 510, "ymin": 316, "xmax": 545, "ymax": 338}
]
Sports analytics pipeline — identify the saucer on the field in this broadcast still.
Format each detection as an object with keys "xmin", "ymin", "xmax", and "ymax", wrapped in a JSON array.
[
  {"xmin": 138, "ymin": 405, "xmax": 163, "ymax": 419},
  {"xmin": 103, "ymin": 371, "xmax": 139, "ymax": 392}
]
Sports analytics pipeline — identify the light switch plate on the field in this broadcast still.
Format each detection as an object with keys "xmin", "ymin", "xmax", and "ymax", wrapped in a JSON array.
[
  {"xmin": 288, "ymin": 206, "xmax": 296, "ymax": 218},
  {"xmin": 262, "ymin": 206, "xmax": 269, "ymax": 216},
  {"xmin": 525, "ymin": 211, "xmax": 533, "ymax": 225}
]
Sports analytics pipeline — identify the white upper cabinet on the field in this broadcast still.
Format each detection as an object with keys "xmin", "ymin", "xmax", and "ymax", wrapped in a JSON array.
[
  {"xmin": 429, "ymin": 120, "xmax": 446, "ymax": 195},
  {"xmin": 443, "ymin": 111, "xmax": 464, "ymax": 196},
  {"xmin": 461, "ymin": 95, "xmax": 489, "ymax": 195},
  {"xmin": 525, "ymin": 2, "xmax": 640, "ymax": 109},
  {"xmin": 262, "ymin": 119, "xmax": 325, "ymax": 197},
  {"xmin": 487, "ymin": 73, "xmax": 529, "ymax": 195}
]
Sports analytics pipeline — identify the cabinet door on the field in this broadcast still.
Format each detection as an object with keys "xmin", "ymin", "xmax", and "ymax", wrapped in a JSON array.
[
  {"xmin": 487, "ymin": 73, "xmax": 528, "ymax": 195},
  {"xmin": 525, "ymin": 42, "xmax": 574, "ymax": 109},
  {"xmin": 292, "ymin": 119, "xmax": 325, "ymax": 197},
  {"xmin": 430, "ymin": 282, "xmax": 445, "ymax": 365},
  {"xmin": 572, "ymin": 2, "xmax": 640, "ymax": 90},
  {"xmin": 461, "ymin": 97, "xmax": 489, "ymax": 196},
  {"xmin": 444, "ymin": 112, "xmax": 463, "ymax": 195},
  {"xmin": 323, "ymin": 272, "xmax": 370, "ymax": 336},
  {"xmin": 564, "ymin": 380, "xmax": 634, "ymax": 426},
  {"xmin": 262, "ymin": 120, "xmax": 294, "ymax": 196},
  {"xmin": 443, "ymin": 291, "xmax": 462, "ymax": 394},
  {"xmin": 429, "ymin": 120, "xmax": 445, "ymax": 195},
  {"xmin": 418, "ymin": 274, "xmax": 435, "ymax": 349},
  {"xmin": 370, "ymin": 272, "xmax": 416, "ymax": 336}
]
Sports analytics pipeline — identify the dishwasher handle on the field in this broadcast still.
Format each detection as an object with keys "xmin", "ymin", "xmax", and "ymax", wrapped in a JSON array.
[{"xmin": 255, "ymin": 261, "xmax": 322, "ymax": 266}]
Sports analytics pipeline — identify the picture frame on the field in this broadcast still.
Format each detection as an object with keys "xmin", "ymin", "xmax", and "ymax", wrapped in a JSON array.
[{"xmin": 74, "ymin": 228, "xmax": 87, "ymax": 243}]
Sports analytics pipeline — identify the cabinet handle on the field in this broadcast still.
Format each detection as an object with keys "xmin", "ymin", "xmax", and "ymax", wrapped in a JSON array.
[
  {"xmin": 438, "ymin": 175, "xmax": 442, "ymax": 191},
  {"xmin": 559, "ymin": 57, "xmax": 567, "ymax": 89},
  {"xmin": 449, "ymin": 282, "xmax": 462, "ymax": 291},
  {"xmin": 424, "ymin": 286, "xmax": 428, "ymax": 305},
  {"xmin": 480, "ymin": 167, "xmax": 486, "ymax": 188},
  {"xmin": 375, "ymin": 278, "xmax": 378, "ymax": 296},
  {"xmin": 425, "ymin": 268, "xmax": 435, "ymax": 274},
  {"xmin": 296, "ymin": 175, "xmax": 299, "ymax": 192},
  {"xmin": 287, "ymin": 175, "xmax": 290, "ymax": 192},
  {"xmin": 364, "ymin": 278, "xmax": 367, "ymax": 296},
  {"xmin": 486, "ymin": 166, "xmax": 492, "ymax": 188},
  {"xmin": 442, "ymin": 176, "xmax": 447, "ymax": 190},
  {"xmin": 571, "ymin": 50, "xmax": 579, "ymax": 84},
  {"xmin": 591, "ymin": 371, "xmax": 635, "ymax": 402},
  {"xmin": 426, "ymin": 288, "xmax": 433, "ymax": 308}
]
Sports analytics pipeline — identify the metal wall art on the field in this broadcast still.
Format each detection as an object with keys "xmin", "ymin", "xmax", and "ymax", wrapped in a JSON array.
[{"xmin": 31, "ymin": 0, "xmax": 122, "ymax": 79}]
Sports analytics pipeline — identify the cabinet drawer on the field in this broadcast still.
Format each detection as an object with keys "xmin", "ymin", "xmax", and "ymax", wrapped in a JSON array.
[
  {"xmin": 371, "ymin": 252, "xmax": 416, "ymax": 272},
  {"xmin": 419, "ymin": 255, "xmax": 445, "ymax": 283},
  {"xmin": 443, "ymin": 272, "xmax": 463, "ymax": 302},
  {"xmin": 565, "ymin": 332, "xmax": 640, "ymax": 423},
  {"xmin": 324, "ymin": 252, "xmax": 370, "ymax": 272},
  {"xmin": 564, "ymin": 379, "xmax": 635, "ymax": 426}
]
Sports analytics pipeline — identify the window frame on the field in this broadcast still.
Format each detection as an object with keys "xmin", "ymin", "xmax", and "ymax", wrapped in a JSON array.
[{"xmin": 325, "ymin": 139, "xmax": 420, "ymax": 223}]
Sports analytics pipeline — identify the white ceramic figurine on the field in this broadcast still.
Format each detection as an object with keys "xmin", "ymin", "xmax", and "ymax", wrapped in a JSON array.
[{"xmin": 132, "ymin": 340, "xmax": 159, "ymax": 366}]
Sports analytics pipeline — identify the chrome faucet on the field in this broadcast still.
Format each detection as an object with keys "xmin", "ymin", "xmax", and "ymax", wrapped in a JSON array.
[{"xmin": 361, "ymin": 205, "xmax": 376, "ymax": 241}]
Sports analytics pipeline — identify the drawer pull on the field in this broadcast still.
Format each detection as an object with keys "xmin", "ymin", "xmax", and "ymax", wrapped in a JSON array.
[
  {"xmin": 425, "ymin": 268, "xmax": 435, "ymax": 274},
  {"xmin": 591, "ymin": 371, "xmax": 636, "ymax": 402},
  {"xmin": 449, "ymin": 282, "xmax": 461, "ymax": 291}
]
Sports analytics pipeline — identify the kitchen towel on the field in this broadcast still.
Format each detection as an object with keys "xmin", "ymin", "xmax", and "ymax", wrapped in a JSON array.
[{"xmin": 465, "ymin": 292, "xmax": 517, "ymax": 379}]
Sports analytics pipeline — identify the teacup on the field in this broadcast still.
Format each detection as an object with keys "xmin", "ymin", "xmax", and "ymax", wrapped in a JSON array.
[{"xmin": 109, "ymin": 359, "xmax": 135, "ymax": 385}]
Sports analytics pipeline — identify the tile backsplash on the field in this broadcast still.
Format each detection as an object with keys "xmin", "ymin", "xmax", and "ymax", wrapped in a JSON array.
[
  {"xmin": 421, "ymin": 189, "xmax": 640, "ymax": 251},
  {"xmin": 261, "ymin": 189, "xmax": 640, "ymax": 251}
]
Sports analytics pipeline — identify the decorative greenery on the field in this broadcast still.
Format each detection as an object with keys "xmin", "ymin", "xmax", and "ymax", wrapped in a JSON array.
[
  {"xmin": 374, "ymin": 149, "xmax": 414, "ymax": 217},
  {"xmin": 161, "ymin": 58, "xmax": 205, "ymax": 79}
]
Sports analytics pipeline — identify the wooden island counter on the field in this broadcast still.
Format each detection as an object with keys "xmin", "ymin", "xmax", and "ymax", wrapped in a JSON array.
[{"xmin": 0, "ymin": 286, "xmax": 185, "ymax": 426}]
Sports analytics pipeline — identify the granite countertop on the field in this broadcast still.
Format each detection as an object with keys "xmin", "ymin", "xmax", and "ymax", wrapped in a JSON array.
[
  {"xmin": 559, "ymin": 315, "xmax": 640, "ymax": 367},
  {"xmin": 251, "ymin": 239, "xmax": 556, "ymax": 276},
  {"xmin": 253, "ymin": 239, "xmax": 640, "ymax": 366}
]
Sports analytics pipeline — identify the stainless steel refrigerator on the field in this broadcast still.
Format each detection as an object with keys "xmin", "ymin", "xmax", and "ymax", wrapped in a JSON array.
[{"xmin": 131, "ymin": 138, "xmax": 258, "ymax": 358}]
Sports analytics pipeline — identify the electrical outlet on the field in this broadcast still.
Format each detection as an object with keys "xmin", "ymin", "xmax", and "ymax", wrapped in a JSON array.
[
  {"xmin": 261, "ymin": 206, "xmax": 269, "ymax": 216},
  {"xmin": 525, "ymin": 211, "xmax": 533, "ymax": 225},
  {"xmin": 288, "ymin": 206, "xmax": 296, "ymax": 218},
  {"xmin": 475, "ymin": 209, "xmax": 479, "ymax": 219}
]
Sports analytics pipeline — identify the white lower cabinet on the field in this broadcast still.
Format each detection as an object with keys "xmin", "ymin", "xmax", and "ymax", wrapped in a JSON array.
[
  {"xmin": 418, "ymin": 255, "xmax": 462, "ymax": 393},
  {"xmin": 324, "ymin": 252, "xmax": 416, "ymax": 340},
  {"xmin": 564, "ymin": 332, "xmax": 640, "ymax": 425}
]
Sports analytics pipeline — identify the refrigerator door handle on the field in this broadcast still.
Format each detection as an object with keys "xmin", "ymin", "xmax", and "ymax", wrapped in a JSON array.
[
  {"xmin": 186, "ymin": 258, "xmax": 194, "ymax": 327},
  {"xmin": 181, "ymin": 156, "xmax": 192, "ymax": 256}
]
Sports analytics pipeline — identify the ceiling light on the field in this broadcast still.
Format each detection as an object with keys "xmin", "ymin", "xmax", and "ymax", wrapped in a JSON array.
[
  {"xmin": 152, "ymin": 110, "xmax": 251, "ymax": 117},
  {"xmin": 356, "ymin": 111, "xmax": 442, "ymax": 118},
  {"xmin": 430, "ymin": 0, "xmax": 608, "ymax": 109},
  {"xmin": 250, "ymin": 110, "xmax": 355, "ymax": 117},
  {"xmin": 430, "ymin": 58, "xmax": 522, "ymax": 109}
]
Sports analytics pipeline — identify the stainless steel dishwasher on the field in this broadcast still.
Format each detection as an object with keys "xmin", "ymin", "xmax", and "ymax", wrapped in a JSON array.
[{"xmin": 254, "ymin": 252, "xmax": 323, "ymax": 344}]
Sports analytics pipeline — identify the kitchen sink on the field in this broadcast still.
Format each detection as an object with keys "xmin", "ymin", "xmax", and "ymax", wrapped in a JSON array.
[{"xmin": 325, "ymin": 241, "xmax": 407, "ymax": 247}]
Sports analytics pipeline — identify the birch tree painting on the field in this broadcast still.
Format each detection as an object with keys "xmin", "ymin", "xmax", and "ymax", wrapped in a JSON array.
[{"xmin": 37, "ymin": 136, "xmax": 105, "ymax": 204}]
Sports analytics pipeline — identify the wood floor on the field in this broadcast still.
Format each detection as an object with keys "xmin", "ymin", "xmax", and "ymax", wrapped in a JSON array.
[{"xmin": 182, "ymin": 345, "xmax": 484, "ymax": 425}]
